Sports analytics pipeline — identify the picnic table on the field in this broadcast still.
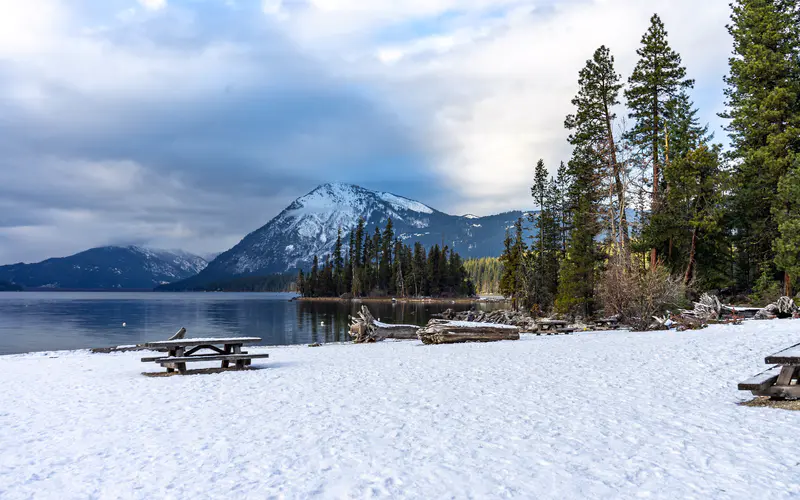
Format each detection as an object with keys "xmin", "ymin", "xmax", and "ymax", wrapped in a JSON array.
[
  {"xmin": 594, "ymin": 318, "xmax": 621, "ymax": 330},
  {"xmin": 536, "ymin": 319, "xmax": 574, "ymax": 335},
  {"xmin": 738, "ymin": 342, "xmax": 800, "ymax": 399},
  {"xmin": 141, "ymin": 337, "xmax": 268, "ymax": 374}
]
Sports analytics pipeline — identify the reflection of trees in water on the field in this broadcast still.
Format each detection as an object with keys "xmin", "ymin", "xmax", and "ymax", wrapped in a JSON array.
[{"xmin": 0, "ymin": 294, "xmax": 512, "ymax": 354}]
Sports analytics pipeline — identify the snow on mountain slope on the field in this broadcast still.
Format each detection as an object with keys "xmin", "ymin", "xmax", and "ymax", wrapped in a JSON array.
[
  {"xmin": 0, "ymin": 246, "xmax": 208, "ymax": 289},
  {"xmin": 185, "ymin": 183, "xmax": 527, "ymax": 286}
]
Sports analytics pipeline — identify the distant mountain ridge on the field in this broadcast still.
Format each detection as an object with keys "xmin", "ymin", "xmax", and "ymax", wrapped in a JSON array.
[
  {"xmin": 172, "ymin": 182, "xmax": 529, "ymax": 289},
  {"xmin": 0, "ymin": 246, "xmax": 207, "ymax": 289}
]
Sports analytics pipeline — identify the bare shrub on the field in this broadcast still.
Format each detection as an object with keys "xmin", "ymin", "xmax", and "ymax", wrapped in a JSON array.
[{"xmin": 600, "ymin": 258, "xmax": 686, "ymax": 331}]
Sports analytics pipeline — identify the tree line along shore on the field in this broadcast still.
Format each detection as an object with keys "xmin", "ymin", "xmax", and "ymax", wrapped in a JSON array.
[{"xmin": 302, "ymin": 5, "xmax": 800, "ymax": 328}]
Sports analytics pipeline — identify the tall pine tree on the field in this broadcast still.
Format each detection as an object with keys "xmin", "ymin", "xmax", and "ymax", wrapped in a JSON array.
[
  {"xmin": 722, "ymin": 0, "xmax": 800, "ymax": 294},
  {"xmin": 625, "ymin": 14, "xmax": 694, "ymax": 267}
]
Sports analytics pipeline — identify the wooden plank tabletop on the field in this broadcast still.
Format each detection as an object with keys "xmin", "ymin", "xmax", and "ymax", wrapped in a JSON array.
[
  {"xmin": 765, "ymin": 342, "xmax": 800, "ymax": 364},
  {"xmin": 142, "ymin": 337, "xmax": 262, "ymax": 348}
]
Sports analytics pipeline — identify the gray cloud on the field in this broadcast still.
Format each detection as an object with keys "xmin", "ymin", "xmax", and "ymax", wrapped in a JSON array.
[{"xmin": 0, "ymin": 1, "xmax": 438, "ymax": 264}]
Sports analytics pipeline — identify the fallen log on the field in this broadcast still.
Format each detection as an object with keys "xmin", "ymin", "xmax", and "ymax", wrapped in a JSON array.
[
  {"xmin": 349, "ymin": 305, "xmax": 419, "ymax": 343},
  {"xmin": 417, "ymin": 320, "xmax": 520, "ymax": 345},
  {"xmin": 756, "ymin": 296, "xmax": 798, "ymax": 320}
]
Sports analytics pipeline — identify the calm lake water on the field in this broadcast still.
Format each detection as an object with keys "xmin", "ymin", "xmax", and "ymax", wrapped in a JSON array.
[{"xmin": 0, "ymin": 292, "xmax": 503, "ymax": 355}]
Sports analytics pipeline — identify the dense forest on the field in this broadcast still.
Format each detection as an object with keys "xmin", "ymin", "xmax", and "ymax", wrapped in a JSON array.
[
  {"xmin": 298, "ymin": 219, "xmax": 475, "ymax": 298},
  {"xmin": 497, "ymin": 3, "xmax": 800, "ymax": 318},
  {"xmin": 464, "ymin": 257, "xmax": 503, "ymax": 295}
]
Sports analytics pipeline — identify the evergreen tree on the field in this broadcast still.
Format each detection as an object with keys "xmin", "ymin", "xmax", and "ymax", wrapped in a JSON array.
[
  {"xmin": 529, "ymin": 160, "xmax": 562, "ymax": 313},
  {"xmin": 498, "ymin": 229, "xmax": 516, "ymax": 300},
  {"xmin": 565, "ymin": 45, "xmax": 628, "ymax": 249},
  {"xmin": 309, "ymin": 255, "xmax": 319, "ymax": 298},
  {"xmin": 722, "ymin": 0, "xmax": 800, "ymax": 294},
  {"xmin": 646, "ymin": 91, "xmax": 718, "ymax": 275},
  {"xmin": 774, "ymin": 162, "xmax": 800, "ymax": 293},
  {"xmin": 498, "ymin": 218, "xmax": 529, "ymax": 310},
  {"xmin": 625, "ymin": 14, "xmax": 694, "ymax": 267},
  {"xmin": 297, "ymin": 269, "xmax": 306, "ymax": 296},
  {"xmin": 427, "ymin": 245, "xmax": 441, "ymax": 296},
  {"xmin": 412, "ymin": 242, "xmax": 427, "ymax": 296},
  {"xmin": 559, "ymin": 46, "xmax": 613, "ymax": 316},
  {"xmin": 380, "ymin": 218, "xmax": 394, "ymax": 292},
  {"xmin": 351, "ymin": 218, "xmax": 366, "ymax": 296},
  {"xmin": 554, "ymin": 161, "xmax": 572, "ymax": 255},
  {"xmin": 664, "ymin": 142, "xmax": 729, "ymax": 287},
  {"xmin": 333, "ymin": 228, "xmax": 344, "ymax": 295},
  {"xmin": 393, "ymin": 239, "xmax": 406, "ymax": 297}
]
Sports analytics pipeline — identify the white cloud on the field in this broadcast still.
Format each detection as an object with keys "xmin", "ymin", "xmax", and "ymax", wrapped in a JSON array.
[
  {"xmin": 262, "ymin": 0, "xmax": 283, "ymax": 16},
  {"xmin": 138, "ymin": 0, "xmax": 167, "ymax": 11},
  {"xmin": 270, "ymin": 0, "xmax": 733, "ymax": 214},
  {"xmin": 0, "ymin": 0, "xmax": 736, "ymax": 262}
]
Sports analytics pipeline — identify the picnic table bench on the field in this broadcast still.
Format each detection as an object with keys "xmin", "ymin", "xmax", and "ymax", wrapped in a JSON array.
[
  {"xmin": 141, "ymin": 337, "xmax": 268, "ymax": 374},
  {"xmin": 738, "ymin": 342, "xmax": 800, "ymax": 399}
]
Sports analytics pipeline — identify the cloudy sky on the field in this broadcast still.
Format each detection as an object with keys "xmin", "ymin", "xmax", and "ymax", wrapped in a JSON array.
[{"xmin": 0, "ymin": 0, "xmax": 733, "ymax": 264}]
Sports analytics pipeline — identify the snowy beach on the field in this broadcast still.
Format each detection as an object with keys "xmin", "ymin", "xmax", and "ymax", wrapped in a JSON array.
[{"xmin": 2, "ymin": 321, "xmax": 800, "ymax": 499}]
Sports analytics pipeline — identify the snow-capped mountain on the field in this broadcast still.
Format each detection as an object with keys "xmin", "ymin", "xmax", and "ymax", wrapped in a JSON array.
[
  {"xmin": 179, "ymin": 183, "xmax": 526, "ymax": 287},
  {"xmin": 0, "ymin": 246, "xmax": 208, "ymax": 289}
]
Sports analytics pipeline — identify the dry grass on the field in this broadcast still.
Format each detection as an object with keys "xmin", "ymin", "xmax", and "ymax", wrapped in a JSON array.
[{"xmin": 739, "ymin": 397, "xmax": 800, "ymax": 411}]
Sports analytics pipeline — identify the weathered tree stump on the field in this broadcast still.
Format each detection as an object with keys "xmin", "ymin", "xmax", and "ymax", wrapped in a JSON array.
[{"xmin": 417, "ymin": 320, "xmax": 520, "ymax": 345}]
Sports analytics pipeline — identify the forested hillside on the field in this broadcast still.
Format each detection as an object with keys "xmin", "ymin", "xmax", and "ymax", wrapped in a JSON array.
[
  {"xmin": 496, "ymin": 4, "xmax": 800, "ymax": 319},
  {"xmin": 464, "ymin": 258, "xmax": 503, "ymax": 295}
]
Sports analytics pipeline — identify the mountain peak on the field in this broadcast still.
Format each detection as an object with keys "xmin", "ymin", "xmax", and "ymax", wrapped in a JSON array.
[
  {"xmin": 298, "ymin": 182, "xmax": 434, "ymax": 216},
  {"xmin": 185, "ymin": 183, "xmax": 526, "ymax": 283}
]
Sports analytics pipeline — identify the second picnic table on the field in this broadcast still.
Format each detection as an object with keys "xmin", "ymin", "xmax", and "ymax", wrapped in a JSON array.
[
  {"xmin": 738, "ymin": 341, "xmax": 800, "ymax": 399},
  {"xmin": 141, "ymin": 337, "xmax": 268, "ymax": 374}
]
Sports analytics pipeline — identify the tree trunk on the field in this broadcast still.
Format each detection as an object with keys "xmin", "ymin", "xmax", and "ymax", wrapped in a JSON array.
[
  {"xmin": 786, "ymin": 272, "xmax": 793, "ymax": 298},
  {"xmin": 651, "ymin": 90, "xmax": 659, "ymax": 269},
  {"xmin": 605, "ymin": 104, "xmax": 628, "ymax": 249},
  {"xmin": 684, "ymin": 227, "xmax": 698, "ymax": 285}
]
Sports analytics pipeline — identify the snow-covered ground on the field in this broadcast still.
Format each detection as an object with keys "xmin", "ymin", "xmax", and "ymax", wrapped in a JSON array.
[{"xmin": 2, "ymin": 320, "xmax": 800, "ymax": 499}]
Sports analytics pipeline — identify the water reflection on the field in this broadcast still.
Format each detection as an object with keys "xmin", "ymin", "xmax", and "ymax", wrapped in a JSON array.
[{"xmin": 0, "ymin": 292, "xmax": 505, "ymax": 355}]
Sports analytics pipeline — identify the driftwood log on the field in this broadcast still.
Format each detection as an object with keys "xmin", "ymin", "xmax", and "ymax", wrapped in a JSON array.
[
  {"xmin": 349, "ymin": 305, "xmax": 418, "ymax": 343},
  {"xmin": 680, "ymin": 293, "xmax": 762, "ymax": 322},
  {"xmin": 755, "ymin": 296, "xmax": 799, "ymax": 320},
  {"xmin": 168, "ymin": 327, "xmax": 187, "ymax": 340},
  {"xmin": 433, "ymin": 308, "xmax": 538, "ymax": 331},
  {"xmin": 417, "ymin": 320, "xmax": 520, "ymax": 345}
]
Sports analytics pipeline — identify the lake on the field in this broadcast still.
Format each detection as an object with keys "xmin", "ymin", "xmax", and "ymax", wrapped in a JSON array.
[{"xmin": 0, "ymin": 292, "xmax": 504, "ymax": 355}]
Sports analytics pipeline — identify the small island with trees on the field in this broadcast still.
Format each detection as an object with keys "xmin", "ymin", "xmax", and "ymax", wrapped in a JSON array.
[{"xmin": 297, "ymin": 218, "xmax": 475, "ymax": 299}]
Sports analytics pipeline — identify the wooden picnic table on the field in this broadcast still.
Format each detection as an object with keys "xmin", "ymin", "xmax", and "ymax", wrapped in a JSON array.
[
  {"xmin": 594, "ymin": 318, "xmax": 621, "ymax": 330},
  {"xmin": 738, "ymin": 342, "xmax": 800, "ymax": 399},
  {"xmin": 536, "ymin": 320, "xmax": 574, "ymax": 335},
  {"xmin": 141, "ymin": 337, "xmax": 268, "ymax": 374}
]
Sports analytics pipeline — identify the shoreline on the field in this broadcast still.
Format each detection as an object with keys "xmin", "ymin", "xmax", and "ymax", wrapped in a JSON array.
[{"xmin": 295, "ymin": 296, "xmax": 508, "ymax": 304}]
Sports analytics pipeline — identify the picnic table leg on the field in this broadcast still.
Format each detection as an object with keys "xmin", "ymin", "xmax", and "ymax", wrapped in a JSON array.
[
  {"xmin": 175, "ymin": 347, "xmax": 186, "ymax": 374},
  {"xmin": 776, "ymin": 365, "xmax": 799, "ymax": 386},
  {"xmin": 166, "ymin": 348, "xmax": 176, "ymax": 373},
  {"xmin": 222, "ymin": 344, "xmax": 231, "ymax": 369},
  {"xmin": 232, "ymin": 344, "xmax": 245, "ymax": 369}
]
